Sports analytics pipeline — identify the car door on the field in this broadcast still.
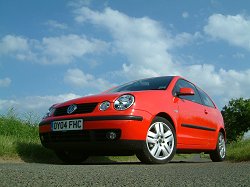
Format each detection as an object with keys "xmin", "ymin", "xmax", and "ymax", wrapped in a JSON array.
[
  {"xmin": 196, "ymin": 87, "xmax": 218, "ymax": 143},
  {"xmin": 173, "ymin": 79, "xmax": 210, "ymax": 147}
]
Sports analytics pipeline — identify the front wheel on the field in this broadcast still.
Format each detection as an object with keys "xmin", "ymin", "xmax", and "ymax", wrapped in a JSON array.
[
  {"xmin": 210, "ymin": 132, "xmax": 226, "ymax": 162},
  {"xmin": 55, "ymin": 150, "xmax": 88, "ymax": 164},
  {"xmin": 136, "ymin": 117, "xmax": 176, "ymax": 164}
]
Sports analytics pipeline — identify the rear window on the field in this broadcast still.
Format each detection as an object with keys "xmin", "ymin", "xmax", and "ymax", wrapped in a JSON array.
[
  {"xmin": 108, "ymin": 76, "xmax": 174, "ymax": 93},
  {"xmin": 197, "ymin": 87, "xmax": 216, "ymax": 108}
]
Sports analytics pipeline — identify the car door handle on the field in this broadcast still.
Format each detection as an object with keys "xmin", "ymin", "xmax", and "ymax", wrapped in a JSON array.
[{"xmin": 204, "ymin": 109, "xmax": 208, "ymax": 114}]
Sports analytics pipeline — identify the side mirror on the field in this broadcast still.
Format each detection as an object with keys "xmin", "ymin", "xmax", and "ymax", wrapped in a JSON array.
[{"xmin": 177, "ymin": 87, "xmax": 195, "ymax": 96}]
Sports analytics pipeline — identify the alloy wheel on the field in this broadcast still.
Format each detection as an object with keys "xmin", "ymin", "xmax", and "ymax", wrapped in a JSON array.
[
  {"xmin": 146, "ymin": 121, "xmax": 174, "ymax": 160},
  {"xmin": 218, "ymin": 133, "xmax": 226, "ymax": 159}
]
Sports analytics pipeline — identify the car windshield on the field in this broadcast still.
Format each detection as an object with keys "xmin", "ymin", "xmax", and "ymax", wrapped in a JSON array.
[{"xmin": 108, "ymin": 76, "xmax": 174, "ymax": 93}]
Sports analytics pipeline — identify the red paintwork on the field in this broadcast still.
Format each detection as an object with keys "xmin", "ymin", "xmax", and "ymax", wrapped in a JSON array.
[{"xmin": 39, "ymin": 76, "xmax": 225, "ymax": 152}]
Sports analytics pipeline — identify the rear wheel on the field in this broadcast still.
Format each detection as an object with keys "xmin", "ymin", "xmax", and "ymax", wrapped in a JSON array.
[
  {"xmin": 210, "ymin": 132, "xmax": 226, "ymax": 162},
  {"xmin": 136, "ymin": 117, "xmax": 176, "ymax": 164},
  {"xmin": 55, "ymin": 150, "xmax": 88, "ymax": 164}
]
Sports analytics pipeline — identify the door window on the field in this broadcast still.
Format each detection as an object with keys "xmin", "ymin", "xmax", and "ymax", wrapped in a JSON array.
[
  {"xmin": 173, "ymin": 79, "xmax": 202, "ymax": 104},
  {"xmin": 197, "ymin": 87, "xmax": 215, "ymax": 108}
]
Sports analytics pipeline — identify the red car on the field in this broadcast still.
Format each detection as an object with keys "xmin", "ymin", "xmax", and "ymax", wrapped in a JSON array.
[{"xmin": 39, "ymin": 76, "xmax": 226, "ymax": 164}]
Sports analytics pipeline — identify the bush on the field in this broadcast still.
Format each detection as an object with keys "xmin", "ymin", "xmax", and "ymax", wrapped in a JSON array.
[{"xmin": 221, "ymin": 98, "xmax": 250, "ymax": 142}]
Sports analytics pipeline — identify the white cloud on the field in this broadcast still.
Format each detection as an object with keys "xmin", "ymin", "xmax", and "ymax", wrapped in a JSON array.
[
  {"xmin": 0, "ymin": 93, "xmax": 81, "ymax": 115},
  {"xmin": 0, "ymin": 35, "xmax": 30, "ymax": 55},
  {"xmin": 64, "ymin": 68, "xmax": 115, "ymax": 91},
  {"xmin": 21, "ymin": 93, "xmax": 81, "ymax": 110},
  {"xmin": 74, "ymin": 7, "xmax": 205, "ymax": 79},
  {"xmin": 172, "ymin": 32, "xmax": 202, "ymax": 48},
  {"xmin": 0, "ymin": 77, "xmax": 11, "ymax": 87},
  {"xmin": 64, "ymin": 68, "xmax": 92, "ymax": 87},
  {"xmin": 1, "ymin": 7, "xmax": 250, "ymax": 111},
  {"xmin": 0, "ymin": 99, "xmax": 18, "ymax": 111},
  {"xmin": 182, "ymin": 12, "xmax": 189, "ymax": 18},
  {"xmin": 39, "ymin": 34, "xmax": 108, "ymax": 64},
  {"xmin": 182, "ymin": 65, "xmax": 250, "ymax": 97},
  {"xmin": 0, "ymin": 34, "xmax": 109, "ymax": 64},
  {"xmin": 45, "ymin": 20, "xmax": 68, "ymax": 30},
  {"xmin": 204, "ymin": 14, "xmax": 250, "ymax": 51},
  {"xmin": 74, "ymin": 7, "xmax": 177, "ymax": 78},
  {"xmin": 73, "ymin": 7, "xmax": 250, "ymax": 108}
]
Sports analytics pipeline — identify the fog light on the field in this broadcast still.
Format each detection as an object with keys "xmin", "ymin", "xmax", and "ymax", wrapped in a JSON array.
[{"xmin": 106, "ymin": 131, "xmax": 117, "ymax": 140}]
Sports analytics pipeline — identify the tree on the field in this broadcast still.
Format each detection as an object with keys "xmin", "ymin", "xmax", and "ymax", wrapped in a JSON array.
[{"xmin": 221, "ymin": 98, "xmax": 250, "ymax": 143}]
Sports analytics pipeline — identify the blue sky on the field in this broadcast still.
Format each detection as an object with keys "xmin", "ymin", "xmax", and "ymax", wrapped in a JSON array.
[{"xmin": 0, "ymin": 0, "xmax": 250, "ymax": 118}]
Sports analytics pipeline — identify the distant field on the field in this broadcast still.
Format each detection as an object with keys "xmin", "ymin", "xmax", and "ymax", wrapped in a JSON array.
[{"xmin": 0, "ymin": 113, "xmax": 249, "ymax": 163}]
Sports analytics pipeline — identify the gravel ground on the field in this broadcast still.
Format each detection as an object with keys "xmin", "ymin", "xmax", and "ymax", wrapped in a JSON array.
[{"xmin": 0, "ymin": 160, "xmax": 249, "ymax": 187}]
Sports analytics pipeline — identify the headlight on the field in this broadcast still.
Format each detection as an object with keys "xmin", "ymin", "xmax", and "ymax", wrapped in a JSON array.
[
  {"xmin": 43, "ymin": 106, "xmax": 55, "ymax": 119},
  {"xmin": 99, "ymin": 101, "xmax": 110, "ymax": 111},
  {"xmin": 114, "ymin": 94, "xmax": 135, "ymax": 110}
]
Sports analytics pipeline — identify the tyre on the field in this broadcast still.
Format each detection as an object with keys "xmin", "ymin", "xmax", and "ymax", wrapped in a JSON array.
[
  {"xmin": 55, "ymin": 150, "xmax": 88, "ymax": 164},
  {"xmin": 210, "ymin": 132, "xmax": 226, "ymax": 162},
  {"xmin": 136, "ymin": 117, "xmax": 176, "ymax": 164}
]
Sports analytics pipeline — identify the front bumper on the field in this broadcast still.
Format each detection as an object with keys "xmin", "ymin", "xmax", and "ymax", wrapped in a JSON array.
[
  {"xmin": 40, "ymin": 137, "xmax": 145, "ymax": 156},
  {"xmin": 39, "ymin": 111, "xmax": 152, "ymax": 153}
]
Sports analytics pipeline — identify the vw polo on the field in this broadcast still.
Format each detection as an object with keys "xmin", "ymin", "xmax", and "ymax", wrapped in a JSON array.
[{"xmin": 39, "ymin": 76, "xmax": 226, "ymax": 164}]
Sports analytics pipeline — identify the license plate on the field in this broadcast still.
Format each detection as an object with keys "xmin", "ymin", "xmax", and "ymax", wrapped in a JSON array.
[{"xmin": 51, "ymin": 119, "xmax": 83, "ymax": 131}]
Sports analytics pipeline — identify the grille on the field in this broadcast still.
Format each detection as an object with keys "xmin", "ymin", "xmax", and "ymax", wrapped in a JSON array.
[
  {"xmin": 41, "ymin": 129, "xmax": 121, "ymax": 142},
  {"xmin": 54, "ymin": 103, "xmax": 98, "ymax": 116}
]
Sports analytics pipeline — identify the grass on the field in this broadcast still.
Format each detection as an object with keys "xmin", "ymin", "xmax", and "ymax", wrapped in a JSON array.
[
  {"xmin": 0, "ymin": 114, "xmax": 37, "ymax": 158},
  {"xmin": 226, "ymin": 139, "xmax": 250, "ymax": 162},
  {"xmin": 0, "ymin": 113, "xmax": 58, "ymax": 163},
  {"xmin": 0, "ymin": 112, "xmax": 249, "ymax": 163}
]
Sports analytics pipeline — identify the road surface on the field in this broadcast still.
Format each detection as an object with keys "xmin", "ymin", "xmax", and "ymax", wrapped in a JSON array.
[{"xmin": 0, "ymin": 160, "xmax": 249, "ymax": 186}]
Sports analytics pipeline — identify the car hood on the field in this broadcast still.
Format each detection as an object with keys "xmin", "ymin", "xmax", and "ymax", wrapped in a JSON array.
[
  {"xmin": 55, "ymin": 90, "xmax": 168, "ymax": 108},
  {"xmin": 55, "ymin": 92, "xmax": 129, "ymax": 108}
]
